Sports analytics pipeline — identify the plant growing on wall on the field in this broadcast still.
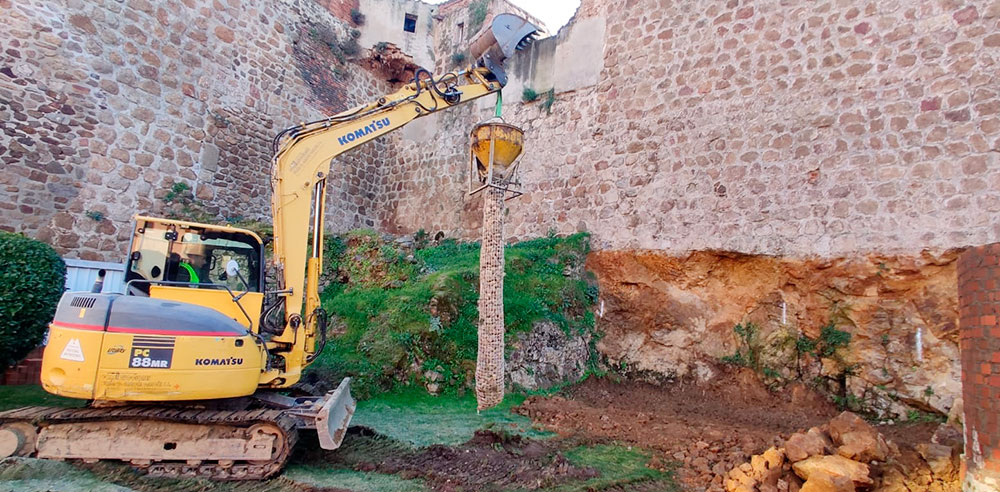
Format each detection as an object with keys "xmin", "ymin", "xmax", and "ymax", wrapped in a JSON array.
[
  {"xmin": 162, "ymin": 182, "xmax": 214, "ymax": 223},
  {"xmin": 339, "ymin": 37, "xmax": 361, "ymax": 57},
  {"xmin": 467, "ymin": 0, "xmax": 488, "ymax": 36},
  {"xmin": 521, "ymin": 87, "xmax": 538, "ymax": 103},
  {"xmin": 450, "ymin": 52, "xmax": 467, "ymax": 67},
  {"xmin": 309, "ymin": 23, "xmax": 361, "ymax": 63},
  {"xmin": 540, "ymin": 88, "xmax": 556, "ymax": 114},
  {"xmin": 350, "ymin": 8, "xmax": 365, "ymax": 25}
]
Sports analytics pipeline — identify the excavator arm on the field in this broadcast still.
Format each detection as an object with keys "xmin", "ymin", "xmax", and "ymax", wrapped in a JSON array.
[{"xmin": 262, "ymin": 15, "xmax": 539, "ymax": 387}]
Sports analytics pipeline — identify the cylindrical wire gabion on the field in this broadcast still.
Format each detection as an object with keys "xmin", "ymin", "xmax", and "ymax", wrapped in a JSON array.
[{"xmin": 476, "ymin": 184, "xmax": 506, "ymax": 410}]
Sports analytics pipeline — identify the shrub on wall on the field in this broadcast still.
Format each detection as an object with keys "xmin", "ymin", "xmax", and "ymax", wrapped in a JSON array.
[
  {"xmin": 0, "ymin": 232, "xmax": 65, "ymax": 369},
  {"xmin": 467, "ymin": 0, "xmax": 488, "ymax": 36},
  {"xmin": 521, "ymin": 87, "xmax": 539, "ymax": 103},
  {"xmin": 350, "ymin": 8, "xmax": 365, "ymax": 25}
]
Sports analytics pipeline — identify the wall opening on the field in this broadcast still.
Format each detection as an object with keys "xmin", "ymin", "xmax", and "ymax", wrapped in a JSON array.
[{"xmin": 403, "ymin": 13, "xmax": 417, "ymax": 33}]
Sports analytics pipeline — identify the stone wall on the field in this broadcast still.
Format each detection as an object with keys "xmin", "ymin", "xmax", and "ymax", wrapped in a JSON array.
[
  {"xmin": 383, "ymin": 0, "xmax": 1000, "ymax": 257},
  {"xmin": 314, "ymin": 0, "xmax": 360, "ymax": 23},
  {"xmin": 0, "ymin": 0, "xmax": 392, "ymax": 261},
  {"xmin": 957, "ymin": 244, "xmax": 1000, "ymax": 491}
]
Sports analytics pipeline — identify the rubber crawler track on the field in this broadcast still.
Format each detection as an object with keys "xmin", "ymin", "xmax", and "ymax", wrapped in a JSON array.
[{"xmin": 0, "ymin": 405, "xmax": 299, "ymax": 480}]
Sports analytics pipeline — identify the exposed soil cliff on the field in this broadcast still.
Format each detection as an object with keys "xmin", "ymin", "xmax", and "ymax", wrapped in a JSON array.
[{"xmin": 588, "ymin": 249, "xmax": 960, "ymax": 418}]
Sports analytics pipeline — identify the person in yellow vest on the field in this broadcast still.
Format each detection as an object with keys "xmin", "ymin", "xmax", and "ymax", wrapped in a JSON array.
[{"xmin": 175, "ymin": 243, "xmax": 211, "ymax": 284}]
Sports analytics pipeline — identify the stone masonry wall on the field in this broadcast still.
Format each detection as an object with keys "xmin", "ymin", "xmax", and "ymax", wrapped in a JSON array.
[
  {"xmin": 313, "ymin": 0, "xmax": 360, "ymax": 23},
  {"xmin": 384, "ymin": 0, "xmax": 1000, "ymax": 257},
  {"xmin": 0, "ymin": 0, "xmax": 392, "ymax": 261}
]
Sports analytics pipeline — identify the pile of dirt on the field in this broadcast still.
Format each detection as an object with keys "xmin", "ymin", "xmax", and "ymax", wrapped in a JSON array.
[
  {"xmin": 516, "ymin": 370, "xmax": 840, "ymax": 491},
  {"xmin": 373, "ymin": 430, "xmax": 598, "ymax": 491},
  {"xmin": 296, "ymin": 427, "xmax": 660, "ymax": 492}
]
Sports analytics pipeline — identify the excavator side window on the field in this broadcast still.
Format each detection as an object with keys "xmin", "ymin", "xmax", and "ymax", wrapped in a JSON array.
[
  {"xmin": 126, "ymin": 221, "xmax": 264, "ymax": 293},
  {"xmin": 167, "ymin": 233, "xmax": 263, "ymax": 292}
]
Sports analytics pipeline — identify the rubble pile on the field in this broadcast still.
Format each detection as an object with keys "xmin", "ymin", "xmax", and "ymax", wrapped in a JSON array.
[{"xmin": 725, "ymin": 412, "xmax": 960, "ymax": 492}]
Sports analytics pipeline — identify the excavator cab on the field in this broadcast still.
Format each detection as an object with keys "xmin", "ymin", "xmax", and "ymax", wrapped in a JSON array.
[{"xmin": 125, "ymin": 216, "xmax": 266, "ymax": 330}]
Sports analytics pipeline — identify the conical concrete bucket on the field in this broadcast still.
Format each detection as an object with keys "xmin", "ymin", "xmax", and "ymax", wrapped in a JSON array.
[{"xmin": 470, "ymin": 121, "xmax": 524, "ymax": 182}]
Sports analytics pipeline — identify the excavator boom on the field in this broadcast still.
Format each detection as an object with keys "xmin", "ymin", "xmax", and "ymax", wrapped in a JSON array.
[{"xmin": 265, "ymin": 15, "xmax": 540, "ymax": 388}]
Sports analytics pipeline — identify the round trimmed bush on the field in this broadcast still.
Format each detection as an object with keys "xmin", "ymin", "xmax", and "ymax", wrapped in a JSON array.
[{"xmin": 0, "ymin": 232, "xmax": 65, "ymax": 369}]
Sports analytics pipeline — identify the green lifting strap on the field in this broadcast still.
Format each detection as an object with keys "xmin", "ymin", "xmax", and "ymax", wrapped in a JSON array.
[
  {"xmin": 495, "ymin": 90, "xmax": 503, "ymax": 118},
  {"xmin": 179, "ymin": 262, "xmax": 200, "ymax": 283}
]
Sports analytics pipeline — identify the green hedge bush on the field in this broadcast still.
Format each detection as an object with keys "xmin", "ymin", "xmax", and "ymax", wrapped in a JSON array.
[{"xmin": 0, "ymin": 232, "xmax": 65, "ymax": 369}]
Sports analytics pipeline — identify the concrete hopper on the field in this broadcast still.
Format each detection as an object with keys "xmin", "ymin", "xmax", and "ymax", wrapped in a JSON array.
[{"xmin": 468, "ymin": 119, "xmax": 525, "ymax": 198}]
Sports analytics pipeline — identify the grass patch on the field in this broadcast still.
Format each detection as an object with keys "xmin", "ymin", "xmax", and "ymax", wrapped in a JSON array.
[
  {"xmin": 559, "ymin": 444, "xmax": 678, "ymax": 491},
  {"xmin": 309, "ymin": 232, "xmax": 597, "ymax": 398},
  {"xmin": 284, "ymin": 467, "xmax": 427, "ymax": 491},
  {"xmin": 351, "ymin": 386, "xmax": 551, "ymax": 447},
  {"xmin": 0, "ymin": 385, "xmax": 85, "ymax": 411},
  {"xmin": 0, "ymin": 458, "xmax": 131, "ymax": 492}
]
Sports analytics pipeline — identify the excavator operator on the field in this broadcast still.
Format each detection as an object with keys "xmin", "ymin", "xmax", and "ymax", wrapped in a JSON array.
[{"xmin": 170, "ymin": 243, "xmax": 211, "ymax": 284}]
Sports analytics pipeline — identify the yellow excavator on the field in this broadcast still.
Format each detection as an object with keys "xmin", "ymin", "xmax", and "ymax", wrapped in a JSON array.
[{"xmin": 0, "ymin": 14, "xmax": 538, "ymax": 479}]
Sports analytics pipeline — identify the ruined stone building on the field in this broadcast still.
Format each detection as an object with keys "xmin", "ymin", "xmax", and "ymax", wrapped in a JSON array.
[{"xmin": 2, "ymin": 0, "xmax": 1000, "ymax": 486}]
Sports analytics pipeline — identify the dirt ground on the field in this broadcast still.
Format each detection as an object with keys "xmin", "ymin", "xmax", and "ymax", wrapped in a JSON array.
[
  {"xmin": 515, "ymin": 369, "xmax": 939, "ymax": 491},
  {"xmin": 297, "ymin": 428, "xmax": 609, "ymax": 492},
  {"xmin": 0, "ymin": 372, "xmax": 948, "ymax": 492}
]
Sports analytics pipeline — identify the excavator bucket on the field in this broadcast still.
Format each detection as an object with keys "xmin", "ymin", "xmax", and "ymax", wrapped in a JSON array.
[
  {"xmin": 469, "ymin": 13, "xmax": 541, "ymax": 85},
  {"xmin": 315, "ymin": 378, "xmax": 356, "ymax": 450}
]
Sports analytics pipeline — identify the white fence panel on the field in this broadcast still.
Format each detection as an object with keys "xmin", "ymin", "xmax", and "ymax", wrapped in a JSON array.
[{"xmin": 63, "ymin": 258, "xmax": 126, "ymax": 294}]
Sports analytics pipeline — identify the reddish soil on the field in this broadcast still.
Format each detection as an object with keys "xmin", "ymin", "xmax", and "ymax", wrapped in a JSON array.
[
  {"xmin": 515, "ymin": 369, "xmax": 841, "ymax": 491},
  {"xmin": 372, "ymin": 430, "xmax": 600, "ymax": 491},
  {"xmin": 294, "ymin": 427, "xmax": 656, "ymax": 492}
]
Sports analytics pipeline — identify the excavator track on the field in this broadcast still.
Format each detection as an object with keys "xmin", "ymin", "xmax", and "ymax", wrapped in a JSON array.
[{"xmin": 0, "ymin": 405, "xmax": 299, "ymax": 480}]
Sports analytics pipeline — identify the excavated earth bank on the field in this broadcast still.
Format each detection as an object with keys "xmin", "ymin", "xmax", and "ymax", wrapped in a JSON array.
[{"xmin": 588, "ymin": 249, "xmax": 961, "ymax": 418}]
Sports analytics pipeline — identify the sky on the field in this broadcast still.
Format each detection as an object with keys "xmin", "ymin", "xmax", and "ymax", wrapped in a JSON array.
[{"xmin": 424, "ymin": 0, "xmax": 581, "ymax": 32}]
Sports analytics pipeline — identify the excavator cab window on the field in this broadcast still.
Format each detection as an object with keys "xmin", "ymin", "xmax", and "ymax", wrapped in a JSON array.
[
  {"xmin": 126, "ymin": 220, "xmax": 264, "ymax": 293},
  {"xmin": 171, "ymin": 232, "xmax": 262, "ymax": 291}
]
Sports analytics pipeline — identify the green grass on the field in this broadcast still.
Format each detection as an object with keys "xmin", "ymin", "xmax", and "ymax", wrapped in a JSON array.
[
  {"xmin": 0, "ymin": 385, "xmax": 85, "ymax": 411},
  {"xmin": 283, "ymin": 467, "xmax": 427, "ymax": 491},
  {"xmin": 559, "ymin": 444, "xmax": 678, "ymax": 491},
  {"xmin": 0, "ymin": 458, "xmax": 132, "ymax": 492},
  {"xmin": 352, "ymin": 386, "xmax": 551, "ymax": 447},
  {"xmin": 309, "ymin": 232, "xmax": 597, "ymax": 398},
  {"xmin": 0, "ymin": 386, "xmax": 679, "ymax": 492}
]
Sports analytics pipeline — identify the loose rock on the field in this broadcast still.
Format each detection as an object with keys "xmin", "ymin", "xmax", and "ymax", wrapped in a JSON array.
[
  {"xmin": 791, "ymin": 455, "xmax": 871, "ymax": 487},
  {"xmin": 785, "ymin": 427, "xmax": 833, "ymax": 462}
]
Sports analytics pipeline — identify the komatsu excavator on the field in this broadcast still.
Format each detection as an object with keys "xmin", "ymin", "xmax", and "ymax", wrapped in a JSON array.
[{"xmin": 0, "ymin": 14, "xmax": 539, "ymax": 480}]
